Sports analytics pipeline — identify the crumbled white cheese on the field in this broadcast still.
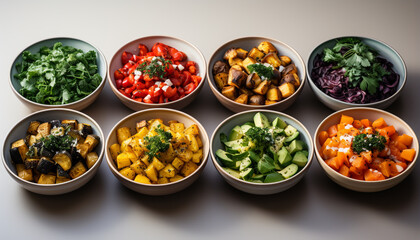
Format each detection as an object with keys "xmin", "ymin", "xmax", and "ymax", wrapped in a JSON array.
[
  {"xmin": 177, "ymin": 64, "xmax": 184, "ymax": 71},
  {"xmin": 396, "ymin": 164, "xmax": 404, "ymax": 173},
  {"xmin": 172, "ymin": 64, "xmax": 178, "ymax": 69},
  {"xmin": 157, "ymin": 61, "xmax": 162, "ymax": 65},
  {"xmin": 155, "ymin": 87, "xmax": 160, "ymax": 92},
  {"xmin": 134, "ymin": 70, "xmax": 142, "ymax": 76},
  {"xmin": 155, "ymin": 81, "xmax": 162, "ymax": 86},
  {"xmin": 326, "ymin": 146, "xmax": 338, "ymax": 151},
  {"xmin": 162, "ymin": 85, "xmax": 169, "ymax": 91},
  {"xmin": 338, "ymin": 147, "xmax": 350, "ymax": 153},
  {"xmin": 279, "ymin": 65, "xmax": 285, "ymax": 72},
  {"xmin": 349, "ymin": 155, "xmax": 357, "ymax": 163},
  {"xmin": 144, "ymin": 94, "xmax": 151, "ymax": 100},
  {"xmin": 164, "ymin": 79, "xmax": 173, "ymax": 86},
  {"xmin": 134, "ymin": 75, "xmax": 140, "ymax": 80},
  {"xmin": 340, "ymin": 134, "xmax": 354, "ymax": 143},
  {"xmin": 345, "ymin": 124, "xmax": 353, "ymax": 129},
  {"xmin": 129, "ymin": 60, "xmax": 135, "ymax": 65}
]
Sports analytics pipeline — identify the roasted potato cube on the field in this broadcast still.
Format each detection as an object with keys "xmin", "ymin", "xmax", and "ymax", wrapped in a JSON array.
[
  {"xmin": 214, "ymin": 72, "xmax": 228, "ymax": 90},
  {"xmin": 141, "ymin": 155, "xmax": 151, "ymax": 166},
  {"xmin": 224, "ymin": 48, "xmax": 238, "ymax": 60},
  {"xmin": 236, "ymin": 48, "xmax": 248, "ymax": 59},
  {"xmin": 192, "ymin": 149, "xmax": 203, "ymax": 164},
  {"xmin": 180, "ymin": 161, "xmax": 198, "ymax": 177},
  {"xmin": 265, "ymin": 100, "xmax": 278, "ymax": 105},
  {"xmin": 186, "ymin": 134, "xmax": 199, "ymax": 152},
  {"xmin": 177, "ymin": 148, "xmax": 193, "ymax": 162},
  {"xmin": 213, "ymin": 60, "xmax": 229, "ymax": 75},
  {"xmin": 172, "ymin": 133, "xmax": 189, "ymax": 149},
  {"xmin": 120, "ymin": 137, "xmax": 133, "ymax": 153},
  {"xmin": 281, "ymin": 73, "xmax": 300, "ymax": 87},
  {"xmin": 76, "ymin": 143, "xmax": 90, "ymax": 159},
  {"xmin": 27, "ymin": 121, "xmax": 41, "ymax": 135},
  {"xmin": 196, "ymin": 136, "xmax": 203, "ymax": 148},
  {"xmin": 280, "ymin": 56, "xmax": 292, "ymax": 66},
  {"xmin": 134, "ymin": 174, "xmax": 151, "ymax": 184},
  {"xmin": 37, "ymin": 122, "xmax": 51, "ymax": 137},
  {"xmin": 169, "ymin": 175, "xmax": 184, "ymax": 182},
  {"xmin": 159, "ymin": 164, "xmax": 176, "ymax": 178},
  {"xmin": 38, "ymin": 173, "xmax": 56, "ymax": 184},
  {"xmin": 221, "ymin": 86, "xmax": 237, "ymax": 100},
  {"xmin": 228, "ymin": 57, "xmax": 243, "ymax": 67},
  {"xmin": 109, "ymin": 143, "xmax": 121, "ymax": 161},
  {"xmin": 249, "ymin": 95, "xmax": 265, "ymax": 105},
  {"xmin": 172, "ymin": 157, "xmax": 185, "ymax": 170},
  {"xmin": 246, "ymin": 73, "xmax": 262, "ymax": 89},
  {"xmin": 228, "ymin": 65, "xmax": 247, "ymax": 88},
  {"xmin": 184, "ymin": 124, "xmax": 199, "ymax": 136},
  {"xmin": 234, "ymin": 94, "xmax": 248, "ymax": 104},
  {"xmin": 279, "ymin": 83, "xmax": 296, "ymax": 98},
  {"xmin": 148, "ymin": 119, "xmax": 164, "ymax": 132},
  {"xmin": 61, "ymin": 120, "xmax": 78, "ymax": 130},
  {"xmin": 86, "ymin": 152, "xmax": 98, "ymax": 169},
  {"xmin": 84, "ymin": 135, "xmax": 99, "ymax": 152},
  {"xmin": 135, "ymin": 120, "xmax": 147, "ymax": 132},
  {"xmin": 239, "ymin": 87, "xmax": 253, "ymax": 96},
  {"xmin": 56, "ymin": 177, "xmax": 71, "ymax": 184},
  {"xmin": 242, "ymin": 57, "xmax": 257, "ymax": 74},
  {"xmin": 248, "ymin": 47, "xmax": 265, "ymax": 61},
  {"xmin": 119, "ymin": 167, "xmax": 136, "ymax": 180},
  {"xmin": 258, "ymin": 41, "xmax": 277, "ymax": 54},
  {"xmin": 145, "ymin": 164, "xmax": 158, "ymax": 182},
  {"xmin": 68, "ymin": 130, "xmax": 85, "ymax": 144},
  {"xmin": 129, "ymin": 138, "xmax": 144, "ymax": 157},
  {"xmin": 117, "ymin": 127, "xmax": 132, "ymax": 144},
  {"xmin": 152, "ymin": 157, "xmax": 165, "ymax": 171},
  {"xmin": 266, "ymin": 87, "xmax": 281, "ymax": 101},
  {"xmin": 159, "ymin": 144, "xmax": 176, "ymax": 163},
  {"xmin": 157, "ymin": 178, "xmax": 169, "ymax": 184},
  {"xmin": 262, "ymin": 53, "xmax": 282, "ymax": 68},
  {"xmin": 116, "ymin": 152, "xmax": 136, "ymax": 169},
  {"xmin": 130, "ymin": 160, "xmax": 147, "ymax": 175},
  {"xmin": 69, "ymin": 162, "xmax": 87, "ymax": 179},
  {"xmin": 253, "ymin": 80, "xmax": 270, "ymax": 95},
  {"xmin": 16, "ymin": 164, "xmax": 33, "ymax": 181},
  {"xmin": 170, "ymin": 122, "xmax": 185, "ymax": 133}
]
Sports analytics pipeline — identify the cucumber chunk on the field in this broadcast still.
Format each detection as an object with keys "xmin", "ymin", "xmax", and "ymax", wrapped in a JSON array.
[
  {"xmin": 277, "ymin": 146, "xmax": 292, "ymax": 167},
  {"xmin": 223, "ymin": 167, "xmax": 240, "ymax": 179},
  {"xmin": 239, "ymin": 158, "xmax": 252, "ymax": 171},
  {"xmin": 286, "ymin": 140, "xmax": 306, "ymax": 155},
  {"xmin": 284, "ymin": 132, "xmax": 299, "ymax": 143},
  {"xmin": 279, "ymin": 163, "xmax": 299, "ymax": 179},
  {"xmin": 258, "ymin": 156, "xmax": 275, "ymax": 174},
  {"xmin": 264, "ymin": 172, "xmax": 285, "ymax": 183},
  {"xmin": 292, "ymin": 151, "xmax": 308, "ymax": 167},
  {"xmin": 229, "ymin": 125, "xmax": 243, "ymax": 141},
  {"xmin": 272, "ymin": 117, "xmax": 287, "ymax": 129},
  {"xmin": 284, "ymin": 125, "xmax": 298, "ymax": 137},
  {"xmin": 240, "ymin": 168, "xmax": 254, "ymax": 180},
  {"xmin": 216, "ymin": 149, "xmax": 235, "ymax": 168},
  {"xmin": 254, "ymin": 112, "xmax": 270, "ymax": 128}
]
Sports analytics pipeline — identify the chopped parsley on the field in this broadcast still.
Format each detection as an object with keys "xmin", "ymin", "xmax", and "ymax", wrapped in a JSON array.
[
  {"xmin": 245, "ymin": 127, "xmax": 274, "ymax": 152},
  {"xmin": 144, "ymin": 124, "xmax": 173, "ymax": 160},
  {"xmin": 352, "ymin": 133, "xmax": 386, "ymax": 154},
  {"xmin": 137, "ymin": 57, "xmax": 172, "ymax": 79},
  {"xmin": 247, "ymin": 63, "xmax": 274, "ymax": 80},
  {"xmin": 27, "ymin": 126, "xmax": 74, "ymax": 157},
  {"xmin": 323, "ymin": 37, "xmax": 389, "ymax": 95}
]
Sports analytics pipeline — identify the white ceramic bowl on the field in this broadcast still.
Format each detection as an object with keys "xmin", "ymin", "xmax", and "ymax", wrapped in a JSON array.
[
  {"xmin": 207, "ymin": 36, "xmax": 306, "ymax": 113},
  {"xmin": 105, "ymin": 108, "xmax": 209, "ymax": 195},
  {"xmin": 210, "ymin": 110, "xmax": 313, "ymax": 195},
  {"xmin": 307, "ymin": 36, "xmax": 406, "ymax": 111},
  {"xmin": 108, "ymin": 36, "xmax": 206, "ymax": 111},
  {"xmin": 9, "ymin": 37, "xmax": 107, "ymax": 111},
  {"xmin": 314, "ymin": 107, "xmax": 418, "ymax": 192},
  {"xmin": 2, "ymin": 108, "xmax": 105, "ymax": 195}
]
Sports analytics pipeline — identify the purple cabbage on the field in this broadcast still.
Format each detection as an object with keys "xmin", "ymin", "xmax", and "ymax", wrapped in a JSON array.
[{"xmin": 311, "ymin": 55, "xmax": 399, "ymax": 104}]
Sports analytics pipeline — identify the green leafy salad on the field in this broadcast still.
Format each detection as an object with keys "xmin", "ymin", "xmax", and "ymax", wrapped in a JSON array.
[
  {"xmin": 14, "ymin": 42, "xmax": 102, "ymax": 105},
  {"xmin": 216, "ymin": 112, "xmax": 309, "ymax": 183}
]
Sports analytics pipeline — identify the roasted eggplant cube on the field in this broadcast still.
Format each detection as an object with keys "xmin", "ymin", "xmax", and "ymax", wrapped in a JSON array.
[
  {"xmin": 10, "ymin": 139, "xmax": 28, "ymax": 164},
  {"xmin": 84, "ymin": 135, "xmax": 100, "ymax": 152},
  {"xmin": 36, "ymin": 157, "xmax": 56, "ymax": 174},
  {"xmin": 39, "ymin": 147, "xmax": 55, "ymax": 159},
  {"xmin": 37, "ymin": 122, "xmax": 51, "ymax": 137},
  {"xmin": 70, "ymin": 146, "xmax": 84, "ymax": 164},
  {"xmin": 53, "ymin": 151, "xmax": 72, "ymax": 171},
  {"xmin": 68, "ymin": 130, "xmax": 85, "ymax": 144},
  {"xmin": 76, "ymin": 143, "xmax": 90, "ymax": 159},
  {"xmin": 69, "ymin": 162, "xmax": 87, "ymax": 179},
  {"xmin": 24, "ymin": 158, "xmax": 40, "ymax": 169},
  {"xmin": 61, "ymin": 119, "xmax": 78, "ymax": 130},
  {"xmin": 77, "ymin": 123, "xmax": 93, "ymax": 138},
  {"xmin": 49, "ymin": 120, "xmax": 62, "ymax": 128},
  {"xmin": 27, "ymin": 121, "xmax": 41, "ymax": 135},
  {"xmin": 57, "ymin": 165, "xmax": 71, "ymax": 179}
]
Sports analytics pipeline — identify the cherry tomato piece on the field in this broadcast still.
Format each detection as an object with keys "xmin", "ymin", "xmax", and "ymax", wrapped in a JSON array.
[
  {"xmin": 163, "ymin": 86, "xmax": 177, "ymax": 98},
  {"xmin": 122, "ymin": 78, "xmax": 132, "ymax": 88},
  {"xmin": 138, "ymin": 44, "xmax": 148, "ymax": 56},
  {"xmin": 121, "ymin": 51, "xmax": 133, "ymax": 65},
  {"xmin": 114, "ymin": 69, "xmax": 125, "ymax": 80},
  {"xmin": 184, "ymin": 83, "xmax": 196, "ymax": 94}
]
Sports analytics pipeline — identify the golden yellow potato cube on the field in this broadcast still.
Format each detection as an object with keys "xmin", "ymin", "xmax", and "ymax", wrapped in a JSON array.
[
  {"xmin": 119, "ymin": 167, "xmax": 136, "ymax": 180},
  {"xmin": 69, "ymin": 162, "xmax": 87, "ymax": 179},
  {"xmin": 134, "ymin": 174, "xmax": 151, "ymax": 184},
  {"xmin": 279, "ymin": 82, "xmax": 296, "ymax": 98},
  {"xmin": 56, "ymin": 177, "xmax": 70, "ymax": 184},
  {"xmin": 192, "ymin": 149, "xmax": 203, "ymax": 164},
  {"xmin": 242, "ymin": 57, "xmax": 257, "ymax": 74},
  {"xmin": 159, "ymin": 164, "xmax": 176, "ymax": 178},
  {"xmin": 158, "ymin": 144, "xmax": 176, "ymax": 163},
  {"xmin": 109, "ymin": 143, "xmax": 121, "ymax": 161},
  {"xmin": 141, "ymin": 155, "xmax": 151, "ymax": 166},
  {"xmin": 120, "ymin": 137, "xmax": 133, "ymax": 153},
  {"xmin": 152, "ymin": 157, "xmax": 165, "ymax": 171},
  {"xmin": 16, "ymin": 164, "xmax": 33, "ymax": 181},
  {"xmin": 116, "ymin": 152, "xmax": 136, "ymax": 169},
  {"xmin": 172, "ymin": 133, "xmax": 189, "ymax": 148},
  {"xmin": 180, "ymin": 161, "xmax": 198, "ymax": 177},
  {"xmin": 157, "ymin": 178, "xmax": 169, "ymax": 184},
  {"xmin": 186, "ymin": 134, "xmax": 199, "ymax": 152},
  {"xmin": 169, "ymin": 175, "xmax": 184, "ymax": 182},
  {"xmin": 38, "ymin": 174, "xmax": 56, "ymax": 184},
  {"xmin": 130, "ymin": 160, "xmax": 147, "ymax": 175},
  {"xmin": 177, "ymin": 148, "xmax": 193, "ymax": 162},
  {"xmin": 117, "ymin": 127, "xmax": 132, "ymax": 144},
  {"xmin": 129, "ymin": 138, "xmax": 144, "ymax": 157},
  {"xmin": 196, "ymin": 136, "xmax": 203, "ymax": 148},
  {"xmin": 248, "ymin": 47, "xmax": 265, "ymax": 61},
  {"xmin": 145, "ymin": 164, "xmax": 158, "ymax": 182},
  {"xmin": 86, "ymin": 152, "xmax": 98, "ymax": 169},
  {"xmin": 258, "ymin": 41, "xmax": 278, "ymax": 54},
  {"xmin": 133, "ymin": 127, "xmax": 149, "ymax": 139},
  {"xmin": 170, "ymin": 122, "xmax": 185, "ymax": 133},
  {"xmin": 172, "ymin": 157, "xmax": 184, "ymax": 170},
  {"xmin": 184, "ymin": 124, "xmax": 199, "ymax": 136}
]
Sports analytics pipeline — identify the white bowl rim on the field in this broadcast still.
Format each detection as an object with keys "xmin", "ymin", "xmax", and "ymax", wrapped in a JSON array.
[
  {"xmin": 306, "ymin": 35, "xmax": 407, "ymax": 107},
  {"xmin": 207, "ymin": 36, "xmax": 307, "ymax": 109},
  {"xmin": 107, "ymin": 35, "xmax": 207, "ymax": 107},
  {"xmin": 313, "ymin": 107, "xmax": 418, "ymax": 184},
  {"xmin": 105, "ymin": 107, "xmax": 209, "ymax": 187},
  {"xmin": 210, "ymin": 109, "xmax": 314, "ymax": 186},
  {"xmin": 2, "ymin": 108, "xmax": 105, "ymax": 187},
  {"xmin": 9, "ymin": 36, "xmax": 108, "ymax": 108}
]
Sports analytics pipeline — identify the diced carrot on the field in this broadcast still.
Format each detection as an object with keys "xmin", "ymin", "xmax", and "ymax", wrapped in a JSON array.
[
  {"xmin": 378, "ymin": 147, "xmax": 390, "ymax": 157},
  {"xmin": 397, "ymin": 134, "xmax": 413, "ymax": 147},
  {"xmin": 336, "ymin": 152, "xmax": 346, "ymax": 169},
  {"xmin": 350, "ymin": 171, "xmax": 364, "ymax": 180},
  {"xmin": 351, "ymin": 156, "xmax": 367, "ymax": 173},
  {"xmin": 360, "ymin": 151, "xmax": 372, "ymax": 164},
  {"xmin": 337, "ymin": 123, "xmax": 345, "ymax": 131},
  {"xmin": 390, "ymin": 133, "xmax": 399, "ymax": 141},
  {"xmin": 339, "ymin": 165, "xmax": 350, "ymax": 177},
  {"xmin": 400, "ymin": 149, "xmax": 416, "ymax": 162},
  {"xmin": 318, "ymin": 131, "xmax": 329, "ymax": 145},
  {"xmin": 364, "ymin": 169, "xmax": 385, "ymax": 181},
  {"xmin": 382, "ymin": 125, "xmax": 396, "ymax": 137},
  {"xmin": 327, "ymin": 124, "xmax": 338, "ymax": 137},
  {"xmin": 394, "ymin": 141, "xmax": 408, "ymax": 151},
  {"xmin": 322, "ymin": 138, "xmax": 332, "ymax": 150},
  {"xmin": 372, "ymin": 117, "xmax": 387, "ymax": 129},
  {"xmin": 388, "ymin": 161, "xmax": 400, "ymax": 177},
  {"xmin": 352, "ymin": 120, "xmax": 363, "ymax": 129},
  {"xmin": 325, "ymin": 157, "xmax": 340, "ymax": 171},
  {"xmin": 370, "ymin": 157, "xmax": 383, "ymax": 171},
  {"xmin": 379, "ymin": 161, "xmax": 392, "ymax": 177},
  {"xmin": 323, "ymin": 147, "xmax": 337, "ymax": 159},
  {"xmin": 340, "ymin": 115, "xmax": 354, "ymax": 125},
  {"xmin": 360, "ymin": 119, "xmax": 371, "ymax": 128},
  {"xmin": 330, "ymin": 137, "xmax": 340, "ymax": 147}
]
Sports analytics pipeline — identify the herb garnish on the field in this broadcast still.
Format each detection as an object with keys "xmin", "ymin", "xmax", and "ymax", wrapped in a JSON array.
[
  {"xmin": 247, "ymin": 63, "xmax": 274, "ymax": 80},
  {"xmin": 27, "ymin": 126, "xmax": 74, "ymax": 157},
  {"xmin": 137, "ymin": 57, "xmax": 172, "ymax": 79},
  {"xmin": 144, "ymin": 124, "xmax": 173, "ymax": 160},
  {"xmin": 245, "ymin": 127, "xmax": 274, "ymax": 152},
  {"xmin": 323, "ymin": 38, "xmax": 389, "ymax": 95},
  {"xmin": 352, "ymin": 133, "xmax": 386, "ymax": 154},
  {"xmin": 14, "ymin": 42, "xmax": 102, "ymax": 105}
]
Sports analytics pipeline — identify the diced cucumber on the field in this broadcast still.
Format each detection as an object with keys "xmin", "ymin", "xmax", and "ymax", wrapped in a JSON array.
[
  {"xmin": 251, "ymin": 174, "xmax": 265, "ymax": 181},
  {"xmin": 269, "ymin": 146, "xmax": 279, "ymax": 163},
  {"xmin": 224, "ymin": 139, "xmax": 243, "ymax": 148},
  {"xmin": 226, "ymin": 151, "xmax": 249, "ymax": 161},
  {"xmin": 258, "ymin": 156, "xmax": 275, "ymax": 174},
  {"xmin": 229, "ymin": 125, "xmax": 243, "ymax": 141},
  {"xmin": 301, "ymin": 150, "xmax": 309, "ymax": 157},
  {"xmin": 272, "ymin": 117, "xmax": 287, "ymax": 129},
  {"xmin": 284, "ymin": 125, "xmax": 298, "ymax": 137},
  {"xmin": 241, "ymin": 124, "xmax": 253, "ymax": 134},
  {"xmin": 240, "ymin": 168, "xmax": 254, "ymax": 180},
  {"xmin": 233, "ymin": 161, "xmax": 242, "ymax": 170},
  {"xmin": 277, "ymin": 146, "xmax": 292, "ymax": 167},
  {"xmin": 216, "ymin": 149, "xmax": 235, "ymax": 168},
  {"xmin": 264, "ymin": 172, "xmax": 285, "ymax": 183},
  {"xmin": 292, "ymin": 151, "xmax": 308, "ymax": 167},
  {"xmin": 254, "ymin": 112, "xmax": 270, "ymax": 128},
  {"xmin": 286, "ymin": 140, "xmax": 306, "ymax": 155},
  {"xmin": 279, "ymin": 163, "xmax": 299, "ymax": 179},
  {"xmin": 248, "ymin": 150, "xmax": 260, "ymax": 163},
  {"xmin": 223, "ymin": 167, "xmax": 240, "ymax": 179},
  {"xmin": 284, "ymin": 131, "xmax": 299, "ymax": 143},
  {"xmin": 249, "ymin": 179, "xmax": 263, "ymax": 183},
  {"xmin": 239, "ymin": 158, "xmax": 252, "ymax": 171}
]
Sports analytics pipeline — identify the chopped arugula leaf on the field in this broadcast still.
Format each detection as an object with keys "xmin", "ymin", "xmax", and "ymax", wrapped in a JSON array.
[{"xmin": 14, "ymin": 42, "xmax": 102, "ymax": 105}]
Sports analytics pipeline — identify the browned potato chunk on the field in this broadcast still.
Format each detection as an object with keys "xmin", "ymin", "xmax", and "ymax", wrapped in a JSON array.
[
  {"xmin": 281, "ymin": 73, "xmax": 300, "ymax": 87},
  {"xmin": 234, "ymin": 94, "xmax": 248, "ymax": 104},
  {"xmin": 135, "ymin": 120, "xmax": 147, "ymax": 132},
  {"xmin": 224, "ymin": 48, "xmax": 238, "ymax": 60},
  {"xmin": 262, "ymin": 52, "xmax": 282, "ymax": 68},
  {"xmin": 279, "ymin": 83, "xmax": 296, "ymax": 98},
  {"xmin": 253, "ymin": 80, "xmax": 270, "ymax": 95},
  {"xmin": 246, "ymin": 73, "xmax": 262, "ymax": 89},
  {"xmin": 214, "ymin": 72, "xmax": 228, "ymax": 90},
  {"xmin": 265, "ymin": 100, "xmax": 278, "ymax": 105},
  {"xmin": 236, "ymin": 48, "xmax": 248, "ymax": 59},
  {"xmin": 280, "ymin": 56, "xmax": 292, "ymax": 66},
  {"xmin": 248, "ymin": 47, "xmax": 265, "ymax": 61},
  {"xmin": 266, "ymin": 87, "xmax": 281, "ymax": 101},
  {"xmin": 228, "ymin": 66, "xmax": 247, "ymax": 88},
  {"xmin": 228, "ymin": 57, "xmax": 243, "ymax": 67},
  {"xmin": 242, "ymin": 57, "xmax": 257, "ymax": 74},
  {"xmin": 258, "ymin": 41, "xmax": 277, "ymax": 54},
  {"xmin": 249, "ymin": 95, "xmax": 265, "ymax": 105}
]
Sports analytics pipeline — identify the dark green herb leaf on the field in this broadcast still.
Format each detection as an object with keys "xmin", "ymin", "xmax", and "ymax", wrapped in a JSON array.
[{"xmin": 352, "ymin": 133, "xmax": 386, "ymax": 154}]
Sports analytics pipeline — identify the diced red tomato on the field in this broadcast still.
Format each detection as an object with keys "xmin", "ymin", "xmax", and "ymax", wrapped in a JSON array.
[
  {"xmin": 121, "ymin": 51, "xmax": 133, "ymax": 65},
  {"xmin": 184, "ymin": 83, "xmax": 196, "ymax": 94},
  {"xmin": 114, "ymin": 69, "xmax": 125, "ymax": 80},
  {"xmin": 163, "ymin": 86, "xmax": 177, "ymax": 98},
  {"xmin": 138, "ymin": 44, "xmax": 148, "ymax": 56}
]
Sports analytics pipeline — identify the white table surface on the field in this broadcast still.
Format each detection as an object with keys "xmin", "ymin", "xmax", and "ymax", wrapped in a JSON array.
[{"xmin": 1, "ymin": 0, "xmax": 419, "ymax": 239}]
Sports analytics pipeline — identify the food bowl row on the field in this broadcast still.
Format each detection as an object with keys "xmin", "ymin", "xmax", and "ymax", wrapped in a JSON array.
[{"xmin": 9, "ymin": 36, "xmax": 406, "ymax": 113}]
